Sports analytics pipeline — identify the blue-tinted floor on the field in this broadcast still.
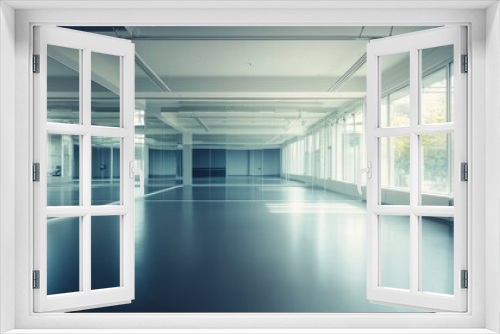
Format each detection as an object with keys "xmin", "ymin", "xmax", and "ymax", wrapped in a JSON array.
[{"xmin": 46, "ymin": 178, "xmax": 453, "ymax": 312}]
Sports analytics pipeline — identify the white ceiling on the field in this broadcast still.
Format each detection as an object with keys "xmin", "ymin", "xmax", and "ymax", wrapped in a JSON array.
[
  {"xmin": 125, "ymin": 26, "xmax": 425, "ymax": 93},
  {"xmin": 47, "ymin": 26, "xmax": 435, "ymax": 148},
  {"xmin": 134, "ymin": 40, "xmax": 368, "ymax": 78}
]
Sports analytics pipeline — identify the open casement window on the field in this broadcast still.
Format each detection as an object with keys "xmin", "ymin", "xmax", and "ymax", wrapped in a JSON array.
[
  {"xmin": 364, "ymin": 26, "xmax": 467, "ymax": 312},
  {"xmin": 33, "ymin": 26, "xmax": 138, "ymax": 312}
]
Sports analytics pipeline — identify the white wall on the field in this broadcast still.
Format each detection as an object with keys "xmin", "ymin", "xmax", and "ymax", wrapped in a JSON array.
[
  {"xmin": 263, "ymin": 149, "xmax": 281, "ymax": 176},
  {"xmin": 0, "ymin": 2, "xmax": 15, "ymax": 333},
  {"xmin": 249, "ymin": 149, "xmax": 280, "ymax": 176},
  {"xmin": 248, "ymin": 150, "xmax": 262, "ymax": 175},
  {"xmin": 226, "ymin": 150, "xmax": 249, "ymax": 176},
  {"xmin": 149, "ymin": 149, "xmax": 178, "ymax": 177},
  {"xmin": 485, "ymin": 2, "xmax": 500, "ymax": 332}
]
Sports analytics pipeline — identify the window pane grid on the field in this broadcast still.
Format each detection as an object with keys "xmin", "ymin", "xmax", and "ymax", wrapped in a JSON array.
[
  {"xmin": 378, "ymin": 132, "xmax": 455, "ymax": 204},
  {"xmin": 371, "ymin": 40, "xmax": 460, "ymax": 307},
  {"xmin": 366, "ymin": 26, "xmax": 466, "ymax": 312},
  {"xmin": 278, "ymin": 50, "xmax": 455, "ymax": 200},
  {"xmin": 35, "ymin": 25, "xmax": 135, "ymax": 313},
  {"xmin": 377, "ymin": 213, "xmax": 454, "ymax": 295},
  {"xmin": 377, "ymin": 47, "xmax": 455, "ymax": 208},
  {"xmin": 44, "ymin": 47, "xmax": 125, "ymax": 291}
]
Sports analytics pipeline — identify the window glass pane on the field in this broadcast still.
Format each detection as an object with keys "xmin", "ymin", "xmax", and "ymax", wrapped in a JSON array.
[
  {"xmin": 91, "ymin": 215, "xmax": 121, "ymax": 290},
  {"xmin": 47, "ymin": 45, "xmax": 80, "ymax": 124},
  {"xmin": 91, "ymin": 137, "xmax": 120, "ymax": 205},
  {"xmin": 47, "ymin": 217, "xmax": 80, "ymax": 295},
  {"xmin": 421, "ymin": 68, "xmax": 448, "ymax": 124},
  {"xmin": 380, "ymin": 97, "xmax": 388, "ymax": 128},
  {"xmin": 330, "ymin": 123, "xmax": 336, "ymax": 180},
  {"xmin": 336, "ymin": 118, "xmax": 345, "ymax": 180},
  {"xmin": 359, "ymin": 106, "xmax": 366, "ymax": 168},
  {"xmin": 304, "ymin": 135, "xmax": 311, "ymax": 176},
  {"xmin": 319, "ymin": 126, "xmax": 325, "ymax": 179},
  {"xmin": 388, "ymin": 87, "xmax": 410, "ymax": 127},
  {"xmin": 380, "ymin": 52, "xmax": 410, "ymax": 127},
  {"xmin": 421, "ymin": 216, "xmax": 454, "ymax": 295},
  {"xmin": 380, "ymin": 136, "xmax": 410, "ymax": 205},
  {"xmin": 421, "ymin": 45, "xmax": 453, "ymax": 124},
  {"xmin": 135, "ymin": 109, "xmax": 182, "ymax": 196},
  {"xmin": 47, "ymin": 134, "xmax": 80, "ymax": 206},
  {"xmin": 421, "ymin": 133, "xmax": 453, "ymax": 206},
  {"xmin": 91, "ymin": 52, "xmax": 120, "ymax": 127},
  {"xmin": 380, "ymin": 215, "xmax": 410, "ymax": 290},
  {"xmin": 343, "ymin": 114, "xmax": 361, "ymax": 183}
]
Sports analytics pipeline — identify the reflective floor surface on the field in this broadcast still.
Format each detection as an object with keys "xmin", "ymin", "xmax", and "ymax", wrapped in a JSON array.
[{"xmin": 46, "ymin": 178, "xmax": 453, "ymax": 312}]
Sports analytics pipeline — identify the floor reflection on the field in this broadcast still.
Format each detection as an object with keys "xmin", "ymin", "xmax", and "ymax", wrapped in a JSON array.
[{"xmin": 44, "ymin": 178, "xmax": 454, "ymax": 313}]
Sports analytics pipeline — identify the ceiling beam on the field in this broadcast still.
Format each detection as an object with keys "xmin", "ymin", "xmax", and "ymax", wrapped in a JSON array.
[
  {"xmin": 195, "ymin": 117, "xmax": 211, "ymax": 132},
  {"xmin": 265, "ymin": 134, "xmax": 283, "ymax": 145},
  {"xmin": 113, "ymin": 26, "xmax": 171, "ymax": 92},
  {"xmin": 47, "ymin": 91, "xmax": 365, "ymax": 100},
  {"xmin": 143, "ymin": 125, "xmax": 304, "ymax": 136},
  {"xmin": 128, "ymin": 35, "xmax": 378, "ymax": 41},
  {"xmin": 180, "ymin": 130, "xmax": 303, "ymax": 135},
  {"xmin": 193, "ymin": 141, "xmax": 282, "ymax": 147},
  {"xmin": 48, "ymin": 47, "xmax": 121, "ymax": 95},
  {"xmin": 139, "ymin": 91, "xmax": 366, "ymax": 100},
  {"xmin": 156, "ymin": 114, "xmax": 185, "ymax": 133},
  {"xmin": 49, "ymin": 39, "xmax": 172, "ymax": 96},
  {"xmin": 172, "ymin": 113, "xmax": 324, "ymax": 119},
  {"xmin": 135, "ymin": 127, "xmax": 181, "ymax": 135},
  {"xmin": 48, "ymin": 92, "xmax": 116, "ymax": 100},
  {"xmin": 135, "ymin": 52, "xmax": 172, "ymax": 92},
  {"xmin": 112, "ymin": 27, "xmax": 173, "ymax": 92},
  {"xmin": 328, "ymin": 51, "xmax": 367, "ymax": 92}
]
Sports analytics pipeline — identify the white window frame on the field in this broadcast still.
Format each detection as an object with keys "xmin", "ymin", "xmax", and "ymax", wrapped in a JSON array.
[
  {"xmin": 33, "ymin": 26, "xmax": 136, "ymax": 313},
  {"xmin": 2, "ymin": 2, "xmax": 496, "ymax": 333},
  {"xmin": 365, "ymin": 26, "xmax": 467, "ymax": 312}
]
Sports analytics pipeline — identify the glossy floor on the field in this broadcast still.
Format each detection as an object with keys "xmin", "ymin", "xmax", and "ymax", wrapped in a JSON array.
[{"xmin": 46, "ymin": 178, "xmax": 453, "ymax": 312}]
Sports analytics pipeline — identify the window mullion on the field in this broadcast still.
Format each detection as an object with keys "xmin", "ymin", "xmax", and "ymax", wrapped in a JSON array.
[
  {"xmin": 409, "ymin": 48, "xmax": 420, "ymax": 295},
  {"xmin": 82, "ymin": 48, "xmax": 92, "ymax": 295},
  {"xmin": 447, "ymin": 62, "xmax": 453, "ymax": 195}
]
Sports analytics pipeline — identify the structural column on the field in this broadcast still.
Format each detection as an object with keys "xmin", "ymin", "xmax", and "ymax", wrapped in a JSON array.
[
  {"xmin": 110, "ymin": 144, "xmax": 114, "ymax": 183},
  {"xmin": 143, "ymin": 144, "xmax": 149, "ymax": 181},
  {"xmin": 182, "ymin": 133, "xmax": 193, "ymax": 185}
]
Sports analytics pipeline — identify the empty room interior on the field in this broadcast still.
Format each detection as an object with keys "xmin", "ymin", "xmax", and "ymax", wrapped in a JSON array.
[{"xmin": 45, "ymin": 26, "xmax": 456, "ymax": 313}]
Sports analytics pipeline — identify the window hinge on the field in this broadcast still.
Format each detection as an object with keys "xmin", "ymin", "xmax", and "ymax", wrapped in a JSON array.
[
  {"xmin": 461, "ymin": 270, "xmax": 468, "ymax": 289},
  {"xmin": 33, "ymin": 270, "xmax": 40, "ymax": 289},
  {"xmin": 461, "ymin": 54, "xmax": 468, "ymax": 73},
  {"xmin": 461, "ymin": 162, "xmax": 468, "ymax": 181},
  {"xmin": 33, "ymin": 163, "xmax": 40, "ymax": 182},
  {"xmin": 33, "ymin": 54, "xmax": 40, "ymax": 73}
]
